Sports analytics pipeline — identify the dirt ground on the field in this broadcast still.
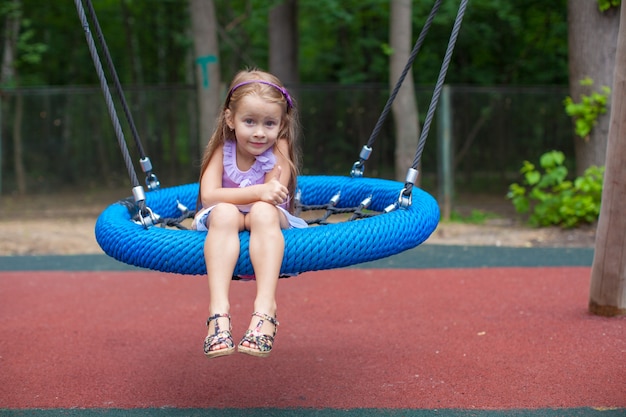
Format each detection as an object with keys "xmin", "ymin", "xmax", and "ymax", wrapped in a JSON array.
[{"xmin": 0, "ymin": 189, "xmax": 596, "ymax": 256}]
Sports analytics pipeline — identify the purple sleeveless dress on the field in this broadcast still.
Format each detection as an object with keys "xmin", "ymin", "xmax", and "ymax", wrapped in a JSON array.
[{"xmin": 193, "ymin": 140, "xmax": 307, "ymax": 231}]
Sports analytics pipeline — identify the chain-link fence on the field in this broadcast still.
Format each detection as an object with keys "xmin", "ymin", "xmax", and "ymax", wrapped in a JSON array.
[{"xmin": 0, "ymin": 84, "xmax": 573, "ymax": 197}]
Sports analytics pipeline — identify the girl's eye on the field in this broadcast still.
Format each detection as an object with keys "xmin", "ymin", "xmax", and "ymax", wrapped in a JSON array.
[
  {"xmin": 244, "ymin": 119, "xmax": 255, "ymax": 125},
  {"xmin": 265, "ymin": 121, "xmax": 277, "ymax": 128}
]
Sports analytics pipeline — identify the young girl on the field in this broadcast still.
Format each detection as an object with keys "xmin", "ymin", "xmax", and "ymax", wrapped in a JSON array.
[{"xmin": 192, "ymin": 69, "xmax": 307, "ymax": 358}]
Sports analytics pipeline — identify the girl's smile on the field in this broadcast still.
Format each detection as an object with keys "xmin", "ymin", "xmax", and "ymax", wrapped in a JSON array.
[{"xmin": 226, "ymin": 95, "xmax": 284, "ymax": 168}]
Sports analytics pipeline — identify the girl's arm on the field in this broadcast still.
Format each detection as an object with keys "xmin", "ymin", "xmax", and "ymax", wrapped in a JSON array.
[
  {"xmin": 266, "ymin": 138, "xmax": 292, "ymax": 188},
  {"xmin": 199, "ymin": 143, "xmax": 289, "ymax": 208}
]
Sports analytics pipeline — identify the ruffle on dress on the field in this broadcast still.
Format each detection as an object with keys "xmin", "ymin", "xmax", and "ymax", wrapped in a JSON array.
[{"xmin": 222, "ymin": 139, "xmax": 276, "ymax": 188}]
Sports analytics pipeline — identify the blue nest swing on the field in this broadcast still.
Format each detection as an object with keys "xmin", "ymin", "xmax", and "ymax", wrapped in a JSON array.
[
  {"xmin": 95, "ymin": 176, "xmax": 440, "ymax": 276},
  {"xmin": 78, "ymin": 0, "xmax": 467, "ymax": 277}
]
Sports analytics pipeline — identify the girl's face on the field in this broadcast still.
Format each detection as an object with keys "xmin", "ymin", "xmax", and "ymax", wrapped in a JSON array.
[{"xmin": 225, "ymin": 94, "xmax": 284, "ymax": 167}]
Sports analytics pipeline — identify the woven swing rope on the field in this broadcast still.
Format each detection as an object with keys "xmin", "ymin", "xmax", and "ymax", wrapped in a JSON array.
[{"xmin": 96, "ymin": 177, "xmax": 440, "ymax": 275}]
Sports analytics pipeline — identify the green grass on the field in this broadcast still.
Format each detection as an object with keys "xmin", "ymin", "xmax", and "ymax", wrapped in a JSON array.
[{"xmin": 447, "ymin": 209, "xmax": 499, "ymax": 224}]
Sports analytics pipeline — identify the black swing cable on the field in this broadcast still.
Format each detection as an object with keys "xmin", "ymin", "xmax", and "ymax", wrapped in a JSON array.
[
  {"xmin": 82, "ymin": 0, "xmax": 160, "ymax": 191},
  {"xmin": 75, "ymin": 0, "xmax": 160, "ymax": 226},
  {"xmin": 405, "ymin": 0, "xmax": 469, "ymax": 196},
  {"xmin": 351, "ymin": 0, "xmax": 443, "ymax": 178},
  {"xmin": 299, "ymin": 0, "xmax": 444, "ymax": 225},
  {"xmin": 351, "ymin": 0, "xmax": 469, "ymax": 211}
]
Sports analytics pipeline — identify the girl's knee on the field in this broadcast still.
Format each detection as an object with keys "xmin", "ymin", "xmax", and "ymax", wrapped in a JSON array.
[
  {"xmin": 247, "ymin": 203, "xmax": 283, "ymax": 228},
  {"xmin": 249, "ymin": 201, "xmax": 275, "ymax": 214},
  {"xmin": 208, "ymin": 203, "xmax": 242, "ymax": 228}
]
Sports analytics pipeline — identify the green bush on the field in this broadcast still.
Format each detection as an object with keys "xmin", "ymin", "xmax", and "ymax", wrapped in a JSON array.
[
  {"xmin": 598, "ymin": 0, "xmax": 621, "ymax": 12},
  {"xmin": 507, "ymin": 150, "xmax": 604, "ymax": 228},
  {"xmin": 563, "ymin": 78, "xmax": 611, "ymax": 141}
]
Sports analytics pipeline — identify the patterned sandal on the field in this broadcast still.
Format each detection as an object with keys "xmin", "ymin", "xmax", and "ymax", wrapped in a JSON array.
[
  {"xmin": 203, "ymin": 313, "xmax": 235, "ymax": 359},
  {"xmin": 237, "ymin": 312, "xmax": 279, "ymax": 357}
]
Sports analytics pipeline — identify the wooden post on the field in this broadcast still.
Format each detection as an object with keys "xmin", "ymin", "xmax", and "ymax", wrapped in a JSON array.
[
  {"xmin": 589, "ymin": 3, "xmax": 626, "ymax": 317},
  {"xmin": 437, "ymin": 85, "xmax": 453, "ymax": 221}
]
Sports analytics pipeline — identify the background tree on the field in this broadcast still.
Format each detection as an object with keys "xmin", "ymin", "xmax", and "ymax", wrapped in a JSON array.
[
  {"xmin": 298, "ymin": 0, "xmax": 389, "ymax": 83},
  {"xmin": 0, "ymin": 1, "xmax": 22, "ymax": 195},
  {"xmin": 567, "ymin": 0, "xmax": 620, "ymax": 175},
  {"xmin": 589, "ymin": 1, "xmax": 626, "ymax": 317},
  {"xmin": 190, "ymin": 0, "xmax": 220, "ymax": 148},
  {"xmin": 1, "ymin": 0, "xmax": 45, "ymax": 195},
  {"xmin": 445, "ymin": 0, "xmax": 568, "ymax": 85},
  {"xmin": 390, "ymin": 0, "xmax": 420, "ymax": 182},
  {"xmin": 0, "ymin": 1, "xmax": 571, "ymax": 88},
  {"xmin": 269, "ymin": 0, "xmax": 299, "ymax": 86}
]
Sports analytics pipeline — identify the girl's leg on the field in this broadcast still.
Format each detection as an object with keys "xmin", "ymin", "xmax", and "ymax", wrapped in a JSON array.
[
  {"xmin": 241, "ymin": 202, "xmax": 287, "ymax": 351},
  {"xmin": 204, "ymin": 203, "xmax": 244, "ymax": 352}
]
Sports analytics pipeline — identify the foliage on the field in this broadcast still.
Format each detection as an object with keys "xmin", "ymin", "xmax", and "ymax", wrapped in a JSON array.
[
  {"xmin": 598, "ymin": 0, "xmax": 621, "ymax": 11},
  {"xmin": 6, "ymin": 0, "xmax": 190, "ymax": 86},
  {"xmin": 297, "ymin": 0, "xmax": 391, "ymax": 83},
  {"xmin": 16, "ymin": 19, "xmax": 47, "ymax": 65},
  {"xmin": 563, "ymin": 77, "xmax": 611, "ymax": 141},
  {"xmin": 1, "ymin": 0, "xmax": 570, "ymax": 87},
  {"xmin": 507, "ymin": 151, "xmax": 604, "ymax": 228},
  {"xmin": 448, "ymin": 209, "xmax": 498, "ymax": 225},
  {"xmin": 441, "ymin": 0, "xmax": 568, "ymax": 85},
  {"xmin": 0, "ymin": 0, "xmax": 47, "ymax": 86}
]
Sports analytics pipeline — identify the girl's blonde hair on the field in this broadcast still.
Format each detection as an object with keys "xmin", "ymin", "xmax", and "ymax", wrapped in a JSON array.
[{"xmin": 198, "ymin": 69, "xmax": 301, "ymax": 212}]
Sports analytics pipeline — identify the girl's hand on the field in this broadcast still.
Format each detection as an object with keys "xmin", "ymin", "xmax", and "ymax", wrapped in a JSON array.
[{"xmin": 261, "ymin": 166, "xmax": 288, "ymax": 205}]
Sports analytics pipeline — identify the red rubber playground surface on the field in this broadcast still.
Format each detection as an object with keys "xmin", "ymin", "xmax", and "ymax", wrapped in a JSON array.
[{"xmin": 0, "ymin": 248, "xmax": 625, "ymax": 415}]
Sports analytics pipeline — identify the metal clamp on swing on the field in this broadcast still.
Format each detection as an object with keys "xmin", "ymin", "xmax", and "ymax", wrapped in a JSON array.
[
  {"xmin": 350, "ymin": 145, "xmax": 372, "ymax": 178},
  {"xmin": 385, "ymin": 168, "xmax": 418, "ymax": 212},
  {"xmin": 132, "ymin": 185, "xmax": 160, "ymax": 228},
  {"xmin": 349, "ymin": 195, "xmax": 373, "ymax": 221},
  {"xmin": 140, "ymin": 157, "xmax": 161, "ymax": 191},
  {"xmin": 358, "ymin": 195, "xmax": 372, "ymax": 210},
  {"xmin": 176, "ymin": 200, "xmax": 190, "ymax": 217}
]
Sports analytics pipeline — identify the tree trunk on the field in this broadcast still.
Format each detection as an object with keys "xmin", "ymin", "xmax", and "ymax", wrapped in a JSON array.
[
  {"xmin": 567, "ymin": 0, "xmax": 620, "ymax": 175},
  {"xmin": 190, "ymin": 0, "xmax": 220, "ymax": 148},
  {"xmin": 390, "ymin": 0, "xmax": 420, "ymax": 182},
  {"xmin": 12, "ymin": 93, "xmax": 25, "ymax": 194},
  {"xmin": 269, "ymin": 0, "xmax": 299, "ymax": 86},
  {"xmin": 589, "ymin": 3, "xmax": 626, "ymax": 317},
  {"xmin": 1, "ymin": 3, "xmax": 19, "ymax": 85},
  {"xmin": 1, "ymin": 0, "xmax": 26, "ymax": 194}
]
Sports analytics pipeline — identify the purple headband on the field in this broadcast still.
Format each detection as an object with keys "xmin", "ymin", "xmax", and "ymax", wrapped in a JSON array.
[{"xmin": 226, "ymin": 80, "xmax": 293, "ymax": 109}]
